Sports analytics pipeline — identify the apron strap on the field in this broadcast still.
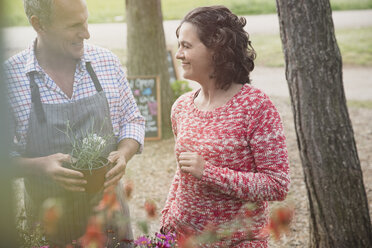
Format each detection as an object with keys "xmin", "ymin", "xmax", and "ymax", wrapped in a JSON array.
[
  {"xmin": 86, "ymin": 62, "xmax": 103, "ymax": 92},
  {"xmin": 29, "ymin": 72, "xmax": 46, "ymax": 123},
  {"xmin": 29, "ymin": 64, "xmax": 103, "ymax": 123}
]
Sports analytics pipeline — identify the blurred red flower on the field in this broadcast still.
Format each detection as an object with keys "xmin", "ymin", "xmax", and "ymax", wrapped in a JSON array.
[
  {"xmin": 41, "ymin": 198, "xmax": 63, "ymax": 236},
  {"xmin": 263, "ymin": 205, "xmax": 294, "ymax": 240},
  {"xmin": 144, "ymin": 199, "xmax": 157, "ymax": 219},
  {"xmin": 95, "ymin": 186, "xmax": 120, "ymax": 219},
  {"xmin": 124, "ymin": 180, "xmax": 134, "ymax": 200},
  {"xmin": 79, "ymin": 217, "xmax": 106, "ymax": 248}
]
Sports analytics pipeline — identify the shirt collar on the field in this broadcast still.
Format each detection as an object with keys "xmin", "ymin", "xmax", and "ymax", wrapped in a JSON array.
[
  {"xmin": 24, "ymin": 38, "xmax": 43, "ymax": 75},
  {"xmin": 77, "ymin": 43, "xmax": 92, "ymax": 72}
]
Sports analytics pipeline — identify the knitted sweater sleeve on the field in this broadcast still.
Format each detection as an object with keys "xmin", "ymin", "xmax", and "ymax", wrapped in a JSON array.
[
  {"xmin": 161, "ymin": 169, "xmax": 180, "ymax": 222},
  {"xmin": 161, "ymin": 98, "xmax": 182, "ymax": 223},
  {"xmin": 200, "ymin": 98, "xmax": 290, "ymax": 201}
]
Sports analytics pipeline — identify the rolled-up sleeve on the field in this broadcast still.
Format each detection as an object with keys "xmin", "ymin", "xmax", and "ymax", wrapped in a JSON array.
[{"xmin": 116, "ymin": 66, "xmax": 145, "ymax": 152}]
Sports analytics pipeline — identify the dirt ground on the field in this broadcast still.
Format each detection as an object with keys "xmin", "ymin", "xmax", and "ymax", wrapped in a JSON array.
[{"xmin": 124, "ymin": 96, "xmax": 372, "ymax": 247}]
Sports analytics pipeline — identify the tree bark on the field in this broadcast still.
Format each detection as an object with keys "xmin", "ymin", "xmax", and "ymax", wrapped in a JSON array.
[
  {"xmin": 125, "ymin": 0, "xmax": 174, "ymax": 138},
  {"xmin": 276, "ymin": 0, "xmax": 372, "ymax": 246}
]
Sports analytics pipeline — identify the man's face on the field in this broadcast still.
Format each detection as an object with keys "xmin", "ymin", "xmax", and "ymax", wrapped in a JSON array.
[{"xmin": 39, "ymin": 0, "xmax": 90, "ymax": 60}]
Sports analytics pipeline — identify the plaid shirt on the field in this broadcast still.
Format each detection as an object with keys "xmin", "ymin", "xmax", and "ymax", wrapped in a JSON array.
[{"xmin": 4, "ymin": 39, "xmax": 145, "ymax": 156}]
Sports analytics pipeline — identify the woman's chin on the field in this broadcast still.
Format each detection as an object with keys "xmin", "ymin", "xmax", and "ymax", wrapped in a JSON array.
[{"xmin": 182, "ymin": 73, "xmax": 193, "ymax": 81}]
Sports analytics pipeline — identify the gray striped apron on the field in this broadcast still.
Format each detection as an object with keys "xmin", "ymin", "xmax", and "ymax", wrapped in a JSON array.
[{"xmin": 24, "ymin": 62, "xmax": 133, "ymax": 247}]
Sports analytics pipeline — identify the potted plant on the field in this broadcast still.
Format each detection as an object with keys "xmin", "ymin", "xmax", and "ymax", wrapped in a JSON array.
[{"xmin": 63, "ymin": 121, "xmax": 114, "ymax": 193}]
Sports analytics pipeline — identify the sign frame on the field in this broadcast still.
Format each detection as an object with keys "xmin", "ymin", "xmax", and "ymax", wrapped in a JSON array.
[
  {"xmin": 128, "ymin": 75, "xmax": 162, "ymax": 141},
  {"xmin": 167, "ymin": 49, "xmax": 179, "ymax": 83}
]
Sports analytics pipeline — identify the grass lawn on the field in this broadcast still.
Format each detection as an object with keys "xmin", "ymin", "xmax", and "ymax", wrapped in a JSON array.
[
  {"xmin": 248, "ymin": 27, "xmax": 372, "ymax": 67},
  {"xmin": 111, "ymin": 27, "xmax": 372, "ymax": 68},
  {"xmin": 3, "ymin": 0, "xmax": 372, "ymax": 26},
  {"xmin": 3, "ymin": 1, "xmax": 371, "ymax": 67},
  {"xmin": 336, "ymin": 27, "xmax": 372, "ymax": 66},
  {"xmin": 347, "ymin": 100, "xmax": 372, "ymax": 109}
]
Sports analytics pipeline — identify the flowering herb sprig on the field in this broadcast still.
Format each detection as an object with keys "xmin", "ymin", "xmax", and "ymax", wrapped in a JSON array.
[{"xmin": 62, "ymin": 120, "xmax": 114, "ymax": 173}]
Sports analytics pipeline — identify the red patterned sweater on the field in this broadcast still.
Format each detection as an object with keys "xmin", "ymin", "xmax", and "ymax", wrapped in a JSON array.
[{"xmin": 161, "ymin": 84, "xmax": 290, "ymax": 247}]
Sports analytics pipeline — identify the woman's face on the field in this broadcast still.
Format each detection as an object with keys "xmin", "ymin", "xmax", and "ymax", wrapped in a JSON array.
[{"xmin": 175, "ymin": 22, "xmax": 214, "ymax": 83}]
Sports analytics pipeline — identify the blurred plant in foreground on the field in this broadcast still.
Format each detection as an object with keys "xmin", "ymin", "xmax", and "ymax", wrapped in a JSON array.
[{"xmin": 27, "ymin": 180, "xmax": 294, "ymax": 247}]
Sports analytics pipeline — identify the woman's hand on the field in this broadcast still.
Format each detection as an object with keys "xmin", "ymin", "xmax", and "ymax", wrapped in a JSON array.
[{"xmin": 178, "ymin": 152, "xmax": 206, "ymax": 179}]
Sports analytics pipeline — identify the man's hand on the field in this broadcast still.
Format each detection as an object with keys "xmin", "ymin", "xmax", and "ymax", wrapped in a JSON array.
[
  {"xmin": 105, "ymin": 150, "xmax": 127, "ymax": 190},
  {"xmin": 104, "ymin": 138, "xmax": 139, "ymax": 192},
  {"xmin": 178, "ymin": 152, "xmax": 206, "ymax": 179},
  {"xmin": 20, "ymin": 153, "xmax": 87, "ymax": 192}
]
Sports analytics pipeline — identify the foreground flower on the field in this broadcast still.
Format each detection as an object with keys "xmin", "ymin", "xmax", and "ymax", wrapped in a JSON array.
[
  {"xmin": 261, "ymin": 205, "xmax": 294, "ymax": 240},
  {"xmin": 144, "ymin": 199, "xmax": 157, "ymax": 219},
  {"xmin": 134, "ymin": 236, "xmax": 151, "ymax": 247},
  {"xmin": 133, "ymin": 232, "xmax": 176, "ymax": 248},
  {"xmin": 155, "ymin": 232, "xmax": 168, "ymax": 240},
  {"xmin": 41, "ymin": 198, "xmax": 63, "ymax": 236},
  {"xmin": 79, "ymin": 217, "xmax": 106, "ymax": 248},
  {"xmin": 95, "ymin": 187, "xmax": 120, "ymax": 219},
  {"xmin": 155, "ymin": 240, "xmax": 172, "ymax": 248},
  {"xmin": 124, "ymin": 180, "xmax": 134, "ymax": 200}
]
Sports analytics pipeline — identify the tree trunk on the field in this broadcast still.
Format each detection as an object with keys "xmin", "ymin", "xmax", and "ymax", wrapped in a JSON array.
[
  {"xmin": 276, "ymin": 0, "xmax": 372, "ymax": 247},
  {"xmin": 125, "ymin": 0, "xmax": 174, "ymax": 138}
]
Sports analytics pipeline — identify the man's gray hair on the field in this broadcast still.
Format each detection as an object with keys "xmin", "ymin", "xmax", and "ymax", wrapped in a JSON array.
[{"xmin": 23, "ymin": 0, "xmax": 54, "ymax": 25}]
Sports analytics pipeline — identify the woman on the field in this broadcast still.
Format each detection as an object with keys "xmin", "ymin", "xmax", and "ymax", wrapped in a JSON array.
[{"xmin": 160, "ymin": 6, "xmax": 290, "ymax": 247}]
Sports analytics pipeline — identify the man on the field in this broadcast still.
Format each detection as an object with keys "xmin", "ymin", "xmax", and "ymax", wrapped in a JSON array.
[{"xmin": 4, "ymin": 0, "xmax": 144, "ymax": 246}]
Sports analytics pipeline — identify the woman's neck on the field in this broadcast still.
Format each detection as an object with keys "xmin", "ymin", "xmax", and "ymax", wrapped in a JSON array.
[{"xmin": 195, "ymin": 83, "xmax": 243, "ymax": 111}]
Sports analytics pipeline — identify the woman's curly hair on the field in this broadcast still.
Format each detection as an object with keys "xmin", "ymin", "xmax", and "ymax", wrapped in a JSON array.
[{"xmin": 176, "ymin": 6, "xmax": 256, "ymax": 90}]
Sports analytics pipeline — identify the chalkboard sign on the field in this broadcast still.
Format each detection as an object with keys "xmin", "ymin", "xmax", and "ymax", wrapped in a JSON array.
[
  {"xmin": 128, "ymin": 76, "xmax": 162, "ymax": 140},
  {"xmin": 167, "ymin": 50, "xmax": 178, "ymax": 83}
]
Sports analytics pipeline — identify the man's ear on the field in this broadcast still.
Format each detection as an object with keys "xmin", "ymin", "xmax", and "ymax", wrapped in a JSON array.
[{"xmin": 30, "ymin": 15, "xmax": 45, "ymax": 33}]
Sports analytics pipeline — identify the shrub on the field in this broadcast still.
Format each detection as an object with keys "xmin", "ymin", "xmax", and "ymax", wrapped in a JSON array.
[{"xmin": 171, "ymin": 80, "xmax": 192, "ymax": 101}]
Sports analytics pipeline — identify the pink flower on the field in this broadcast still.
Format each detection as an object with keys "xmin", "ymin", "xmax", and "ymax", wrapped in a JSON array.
[{"xmin": 134, "ymin": 236, "xmax": 151, "ymax": 246}]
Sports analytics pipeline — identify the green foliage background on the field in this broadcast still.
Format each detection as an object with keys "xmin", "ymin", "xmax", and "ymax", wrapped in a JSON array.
[
  {"xmin": 3, "ymin": 0, "xmax": 372, "ymax": 67},
  {"xmin": 4, "ymin": 0, "xmax": 372, "ymax": 26}
]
